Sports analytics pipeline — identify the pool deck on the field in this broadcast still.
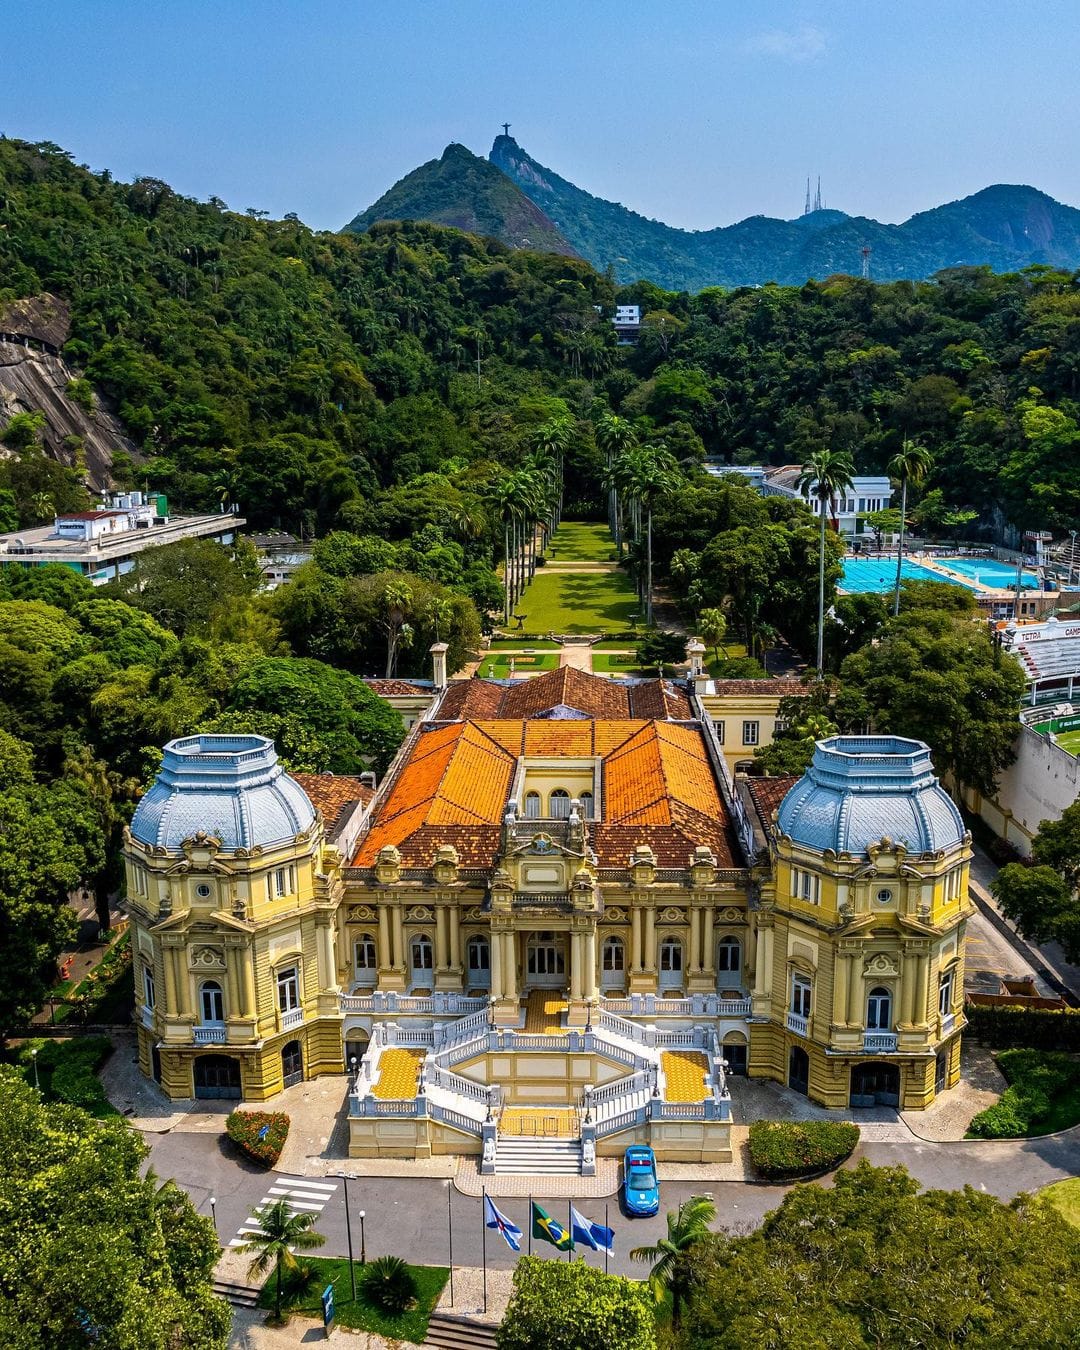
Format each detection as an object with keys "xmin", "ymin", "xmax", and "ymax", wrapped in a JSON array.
[{"xmin": 841, "ymin": 551, "xmax": 1044, "ymax": 599}]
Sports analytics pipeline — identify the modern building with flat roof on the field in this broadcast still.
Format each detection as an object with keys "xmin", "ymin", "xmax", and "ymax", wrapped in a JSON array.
[{"xmin": 0, "ymin": 491, "xmax": 245, "ymax": 584}]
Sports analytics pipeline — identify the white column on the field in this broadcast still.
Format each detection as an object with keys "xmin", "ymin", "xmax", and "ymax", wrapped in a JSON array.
[
  {"xmin": 644, "ymin": 908, "xmax": 656, "ymax": 973},
  {"xmin": 502, "ymin": 932, "xmax": 517, "ymax": 1001},
  {"xmin": 378, "ymin": 907, "xmax": 391, "ymax": 971},
  {"xmin": 491, "ymin": 930, "xmax": 504, "ymax": 999},
  {"xmin": 702, "ymin": 909, "xmax": 715, "ymax": 977},
  {"xmin": 570, "ymin": 933, "xmax": 583, "ymax": 1000},
  {"xmin": 392, "ymin": 908, "xmax": 405, "ymax": 972},
  {"xmin": 690, "ymin": 908, "xmax": 702, "ymax": 971},
  {"xmin": 449, "ymin": 906, "xmax": 461, "ymax": 969},
  {"xmin": 435, "ymin": 907, "xmax": 448, "ymax": 971},
  {"xmin": 583, "ymin": 929, "xmax": 597, "ymax": 1000},
  {"xmin": 631, "ymin": 908, "xmax": 642, "ymax": 970}
]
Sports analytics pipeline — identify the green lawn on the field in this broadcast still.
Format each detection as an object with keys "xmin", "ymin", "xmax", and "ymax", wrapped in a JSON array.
[
  {"xmin": 1040, "ymin": 1178, "xmax": 1080, "ymax": 1228},
  {"xmin": 515, "ymin": 568, "xmax": 638, "ymax": 635},
  {"xmin": 968, "ymin": 1049, "xmax": 1080, "ymax": 1138},
  {"xmin": 547, "ymin": 521, "xmax": 617, "ymax": 561},
  {"xmin": 477, "ymin": 652, "xmax": 560, "ymax": 678},
  {"xmin": 257, "ymin": 1258, "xmax": 448, "ymax": 1340},
  {"xmin": 1054, "ymin": 729, "xmax": 1080, "ymax": 756},
  {"xmin": 487, "ymin": 637, "xmax": 561, "ymax": 650}
]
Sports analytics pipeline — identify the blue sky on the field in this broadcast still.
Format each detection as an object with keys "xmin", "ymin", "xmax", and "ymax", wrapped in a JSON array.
[{"xmin": 4, "ymin": 1, "xmax": 1079, "ymax": 231}]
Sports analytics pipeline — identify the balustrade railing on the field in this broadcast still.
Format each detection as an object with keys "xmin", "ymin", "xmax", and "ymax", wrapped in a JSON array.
[
  {"xmin": 786, "ymin": 1011, "xmax": 809, "ymax": 1037},
  {"xmin": 863, "ymin": 1031, "xmax": 898, "ymax": 1053},
  {"xmin": 193, "ymin": 1023, "xmax": 226, "ymax": 1045},
  {"xmin": 279, "ymin": 1006, "xmax": 304, "ymax": 1031},
  {"xmin": 339, "ymin": 990, "xmax": 488, "ymax": 1016},
  {"xmin": 599, "ymin": 992, "xmax": 751, "ymax": 1019}
]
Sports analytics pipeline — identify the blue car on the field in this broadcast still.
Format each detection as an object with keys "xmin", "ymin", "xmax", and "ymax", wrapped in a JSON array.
[{"xmin": 623, "ymin": 1144, "xmax": 659, "ymax": 1216}]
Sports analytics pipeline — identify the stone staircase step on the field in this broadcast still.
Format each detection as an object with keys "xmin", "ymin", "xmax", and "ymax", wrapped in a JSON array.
[
  {"xmin": 211, "ymin": 1279, "xmax": 261, "ymax": 1309},
  {"xmin": 494, "ymin": 1136, "xmax": 583, "ymax": 1175},
  {"xmin": 424, "ymin": 1312, "xmax": 499, "ymax": 1349}
]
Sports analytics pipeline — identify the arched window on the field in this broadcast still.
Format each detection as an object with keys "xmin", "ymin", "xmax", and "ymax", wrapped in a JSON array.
[
  {"xmin": 354, "ymin": 934, "xmax": 377, "ymax": 972},
  {"xmin": 411, "ymin": 935, "xmax": 434, "ymax": 970},
  {"xmin": 200, "ymin": 980, "xmax": 224, "ymax": 1024},
  {"xmin": 467, "ymin": 935, "xmax": 490, "ymax": 973},
  {"xmin": 524, "ymin": 791, "xmax": 541, "ymax": 819},
  {"xmin": 660, "ymin": 938, "xmax": 683, "ymax": 972},
  {"xmin": 549, "ymin": 788, "xmax": 571, "ymax": 819},
  {"xmin": 527, "ymin": 931, "xmax": 565, "ymax": 976},
  {"xmin": 867, "ymin": 986, "xmax": 892, "ymax": 1030},
  {"xmin": 717, "ymin": 936, "xmax": 741, "ymax": 973},
  {"xmin": 602, "ymin": 936, "xmax": 624, "ymax": 971},
  {"xmin": 578, "ymin": 790, "xmax": 594, "ymax": 818}
]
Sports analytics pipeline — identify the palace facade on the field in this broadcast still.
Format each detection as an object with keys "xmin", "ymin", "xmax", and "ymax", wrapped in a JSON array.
[{"xmin": 124, "ymin": 666, "xmax": 971, "ymax": 1169}]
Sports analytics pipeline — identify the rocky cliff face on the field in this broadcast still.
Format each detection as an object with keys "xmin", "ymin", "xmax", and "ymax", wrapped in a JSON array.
[{"xmin": 0, "ymin": 294, "xmax": 134, "ymax": 491}]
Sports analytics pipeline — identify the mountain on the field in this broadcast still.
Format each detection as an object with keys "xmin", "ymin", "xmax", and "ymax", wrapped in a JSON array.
[
  {"xmin": 344, "ymin": 142, "xmax": 578, "ymax": 257},
  {"xmin": 353, "ymin": 134, "xmax": 1080, "ymax": 291}
]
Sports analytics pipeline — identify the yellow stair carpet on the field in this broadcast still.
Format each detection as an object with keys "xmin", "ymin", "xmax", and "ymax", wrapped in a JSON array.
[
  {"xmin": 661, "ymin": 1050, "xmax": 709, "ymax": 1103},
  {"xmin": 524, "ymin": 990, "xmax": 568, "ymax": 1034},
  {"xmin": 372, "ymin": 1047, "xmax": 426, "ymax": 1099},
  {"xmin": 499, "ymin": 1106, "xmax": 579, "ymax": 1138}
]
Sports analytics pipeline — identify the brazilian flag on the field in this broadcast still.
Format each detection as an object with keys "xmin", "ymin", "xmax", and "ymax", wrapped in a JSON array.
[{"xmin": 531, "ymin": 1201, "xmax": 572, "ymax": 1250}]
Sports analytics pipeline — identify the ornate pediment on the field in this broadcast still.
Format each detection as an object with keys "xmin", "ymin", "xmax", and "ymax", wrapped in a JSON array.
[
  {"xmin": 405, "ymin": 905, "xmax": 434, "ymax": 922},
  {"xmin": 864, "ymin": 951, "xmax": 900, "ymax": 978},
  {"xmin": 659, "ymin": 906, "xmax": 686, "ymax": 924},
  {"xmin": 347, "ymin": 905, "xmax": 376, "ymax": 922},
  {"xmin": 189, "ymin": 945, "xmax": 226, "ymax": 970},
  {"xmin": 604, "ymin": 907, "xmax": 628, "ymax": 923},
  {"xmin": 719, "ymin": 907, "xmax": 743, "ymax": 923},
  {"xmin": 463, "ymin": 907, "xmax": 487, "ymax": 921}
]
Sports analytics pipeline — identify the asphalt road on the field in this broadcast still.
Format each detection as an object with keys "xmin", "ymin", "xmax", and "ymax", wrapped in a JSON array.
[{"xmin": 146, "ymin": 1125, "xmax": 1080, "ymax": 1283}]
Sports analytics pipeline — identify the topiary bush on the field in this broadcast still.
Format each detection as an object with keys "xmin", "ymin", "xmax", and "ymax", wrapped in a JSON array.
[
  {"xmin": 361, "ymin": 1255, "xmax": 418, "ymax": 1315},
  {"xmin": 748, "ymin": 1120, "xmax": 860, "ymax": 1180},
  {"xmin": 225, "ymin": 1109, "xmax": 290, "ymax": 1167}
]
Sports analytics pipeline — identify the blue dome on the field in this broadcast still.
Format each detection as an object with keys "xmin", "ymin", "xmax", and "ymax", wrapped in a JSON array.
[
  {"xmin": 130, "ymin": 735, "xmax": 316, "ymax": 852},
  {"xmin": 775, "ymin": 735, "xmax": 965, "ymax": 858}
]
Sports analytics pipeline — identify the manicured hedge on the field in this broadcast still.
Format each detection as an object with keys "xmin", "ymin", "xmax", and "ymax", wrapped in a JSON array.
[
  {"xmin": 748, "ymin": 1120, "xmax": 860, "ymax": 1180},
  {"xmin": 16, "ymin": 1036, "xmax": 113, "ymax": 1112},
  {"xmin": 226, "ymin": 1109, "xmax": 290, "ymax": 1166},
  {"xmin": 964, "ymin": 1002, "xmax": 1080, "ymax": 1052}
]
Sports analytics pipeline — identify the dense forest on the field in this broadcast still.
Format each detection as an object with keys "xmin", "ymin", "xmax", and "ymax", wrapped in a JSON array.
[{"xmin": 4, "ymin": 135, "xmax": 1080, "ymax": 547}]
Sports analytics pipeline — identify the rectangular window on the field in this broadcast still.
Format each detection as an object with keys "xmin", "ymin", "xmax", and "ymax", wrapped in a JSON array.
[
  {"xmin": 714, "ymin": 720, "xmax": 725, "ymax": 745},
  {"xmin": 132, "ymin": 866, "xmax": 148, "ymax": 897},
  {"xmin": 938, "ymin": 968, "xmax": 955, "ymax": 1017},
  {"xmin": 791, "ymin": 869, "xmax": 820, "ymax": 904},
  {"xmin": 272, "ymin": 866, "xmax": 295, "ymax": 898},
  {"xmin": 742, "ymin": 721, "xmax": 759, "ymax": 746},
  {"xmin": 791, "ymin": 975, "xmax": 812, "ymax": 1019},
  {"xmin": 143, "ymin": 964, "xmax": 155, "ymax": 1010},
  {"xmin": 277, "ymin": 966, "xmax": 300, "ymax": 1012}
]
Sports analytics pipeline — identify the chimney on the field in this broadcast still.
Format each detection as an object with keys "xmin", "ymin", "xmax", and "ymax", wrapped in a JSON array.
[
  {"xmin": 430, "ymin": 641, "xmax": 449, "ymax": 689},
  {"xmin": 359, "ymin": 770, "xmax": 376, "ymax": 791},
  {"xmin": 685, "ymin": 638, "xmax": 710, "ymax": 696}
]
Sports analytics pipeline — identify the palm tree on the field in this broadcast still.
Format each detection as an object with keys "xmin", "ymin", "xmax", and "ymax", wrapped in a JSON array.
[
  {"xmin": 595, "ymin": 413, "xmax": 637, "ymax": 549},
  {"xmin": 630, "ymin": 1194, "xmax": 716, "ymax": 1327},
  {"xmin": 381, "ymin": 578, "xmax": 413, "ymax": 677},
  {"xmin": 798, "ymin": 448, "xmax": 855, "ymax": 673},
  {"xmin": 240, "ymin": 1198, "xmax": 325, "ymax": 1324},
  {"xmin": 623, "ymin": 445, "xmax": 680, "ymax": 627},
  {"xmin": 888, "ymin": 438, "xmax": 933, "ymax": 617}
]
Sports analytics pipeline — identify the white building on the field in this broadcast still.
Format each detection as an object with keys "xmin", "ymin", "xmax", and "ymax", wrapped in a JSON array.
[
  {"xmin": 707, "ymin": 464, "xmax": 892, "ymax": 537},
  {"xmin": 0, "ymin": 491, "xmax": 245, "ymax": 585}
]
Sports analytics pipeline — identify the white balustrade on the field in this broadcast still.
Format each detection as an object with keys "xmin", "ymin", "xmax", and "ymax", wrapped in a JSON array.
[
  {"xmin": 786, "ymin": 1011, "xmax": 809, "ymax": 1037},
  {"xmin": 279, "ymin": 1006, "xmax": 304, "ymax": 1031},
  {"xmin": 863, "ymin": 1031, "xmax": 898, "ymax": 1053},
  {"xmin": 193, "ymin": 1023, "xmax": 226, "ymax": 1044}
]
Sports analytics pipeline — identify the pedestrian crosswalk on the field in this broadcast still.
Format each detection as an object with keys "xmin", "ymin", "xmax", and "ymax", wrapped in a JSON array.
[{"xmin": 227, "ymin": 1175, "xmax": 339, "ymax": 1247}]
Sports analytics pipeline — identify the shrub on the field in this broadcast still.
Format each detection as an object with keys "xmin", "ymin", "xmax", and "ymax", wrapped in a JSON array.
[
  {"xmin": 51, "ymin": 1060, "xmax": 107, "ymax": 1109},
  {"xmin": 635, "ymin": 629, "xmax": 688, "ymax": 667},
  {"xmin": 225, "ymin": 1109, "xmax": 290, "ymax": 1167},
  {"xmin": 361, "ymin": 1255, "xmax": 418, "ymax": 1314},
  {"xmin": 498, "ymin": 1256, "xmax": 656, "ymax": 1350},
  {"xmin": 747, "ymin": 1120, "xmax": 860, "ymax": 1180},
  {"xmin": 968, "ymin": 1049, "xmax": 1080, "ymax": 1138}
]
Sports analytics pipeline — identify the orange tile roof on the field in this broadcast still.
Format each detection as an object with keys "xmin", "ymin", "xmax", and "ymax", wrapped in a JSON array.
[
  {"xmin": 353, "ymin": 712, "xmax": 740, "ymax": 871},
  {"xmin": 364, "ymin": 678, "xmax": 433, "ymax": 696},
  {"xmin": 709, "ymin": 679, "xmax": 807, "ymax": 697},
  {"xmin": 745, "ymin": 776, "xmax": 800, "ymax": 832},
  {"xmin": 293, "ymin": 774, "xmax": 372, "ymax": 832},
  {"xmin": 434, "ymin": 668, "xmax": 692, "ymax": 722}
]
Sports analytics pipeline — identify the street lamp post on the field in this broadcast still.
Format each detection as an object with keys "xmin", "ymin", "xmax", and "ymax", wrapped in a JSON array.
[
  {"xmin": 1070, "ymin": 530, "xmax": 1078, "ymax": 590},
  {"xmin": 444, "ymin": 1179, "xmax": 454, "ymax": 1306},
  {"xmin": 29, "ymin": 1047, "xmax": 39, "ymax": 1091},
  {"xmin": 209, "ymin": 1196, "xmax": 217, "ymax": 1241},
  {"xmin": 358, "ymin": 1210, "xmax": 367, "ymax": 1265},
  {"xmin": 333, "ymin": 1172, "xmax": 358, "ymax": 1301}
]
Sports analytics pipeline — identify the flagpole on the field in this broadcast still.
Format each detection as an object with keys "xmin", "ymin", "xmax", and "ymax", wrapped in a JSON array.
[
  {"xmin": 482, "ymin": 1189, "xmax": 488, "ymax": 1314},
  {"xmin": 567, "ymin": 1199, "xmax": 573, "ymax": 1262},
  {"xmin": 604, "ymin": 1203, "xmax": 609, "ymax": 1275},
  {"xmin": 446, "ymin": 1180, "xmax": 454, "ymax": 1307},
  {"xmin": 528, "ymin": 1195, "xmax": 533, "ymax": 1256}
]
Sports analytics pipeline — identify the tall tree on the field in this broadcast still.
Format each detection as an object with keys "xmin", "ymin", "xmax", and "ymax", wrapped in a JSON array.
[
  {"xmin": 629, "ymin": 1193, "xmax": 716, "ymax": 1327},
  {"xmin": 888, "ymin": 438, "xmax": 933, "ymax": 616},
  {"xmin": 798, "ymin": 448, "xmax": 855, "ymax": 671}
]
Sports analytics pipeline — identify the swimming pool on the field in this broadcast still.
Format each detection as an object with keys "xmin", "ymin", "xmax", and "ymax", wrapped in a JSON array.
[
  {"xmin": 935, "ymin": 558, "xmax": 1038, "ymax": 589},
  {"xmin": 839, "ymin": 559, "xmax": 965, "ymax": 594}
]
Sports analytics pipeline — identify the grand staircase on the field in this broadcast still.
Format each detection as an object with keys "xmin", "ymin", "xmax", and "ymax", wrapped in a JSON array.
[{"xmin": 494, "ymin": 1134, "xmax": 583, "ymax": 1175}]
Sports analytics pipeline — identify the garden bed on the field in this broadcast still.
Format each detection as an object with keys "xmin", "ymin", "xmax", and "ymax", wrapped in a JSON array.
[
  {"xmin": 748, "ymin": 1120, "xmax": 860, "ymax": 1180},
  {"xmin": 257, "ymin": 1257, "xmax": 447, "ymax": 1340},
  {"xmin": 227, "ymin": 1109, "xmax": 290, "ymax": 1166},
  {"xmin": 967, "ymin": 1049, "xmax": 1080, "ymax": 1138},
  {"xmin": 9, "ymin": 1036, "xmax": 117, "ymax": 1117}
]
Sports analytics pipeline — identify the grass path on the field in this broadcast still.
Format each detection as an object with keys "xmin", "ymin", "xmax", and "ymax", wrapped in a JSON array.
[{"xmin": 514, "ymin": 523, "xmax": 636, "ymax": 636}]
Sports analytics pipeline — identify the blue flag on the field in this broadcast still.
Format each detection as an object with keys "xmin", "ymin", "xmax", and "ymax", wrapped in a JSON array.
[
  {"xmin": 484, "ymin": 1194, "xmax": 523, "ymax": 1252},
  {"xmin": 569, "ymin": 1204, "xmax": 615, "ymax": 1254}
]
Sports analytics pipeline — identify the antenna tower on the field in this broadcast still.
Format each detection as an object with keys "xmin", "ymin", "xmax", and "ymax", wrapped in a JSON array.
[
  {"xmin": 861, "ymin": 245, "xmax": 872, "ymax": 280},
  {"xmin": 814, "ymin": 176, "xmax": 823, "ymax": 212},
  {"xmin": 804, "ymin": 177, "xmax": 812, "ymax": 215}
]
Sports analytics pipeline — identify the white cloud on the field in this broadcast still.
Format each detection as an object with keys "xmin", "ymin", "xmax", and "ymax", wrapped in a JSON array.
[{"xmin": 744, "ymin": 23, "xmax": 827, "ymax": 63}]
